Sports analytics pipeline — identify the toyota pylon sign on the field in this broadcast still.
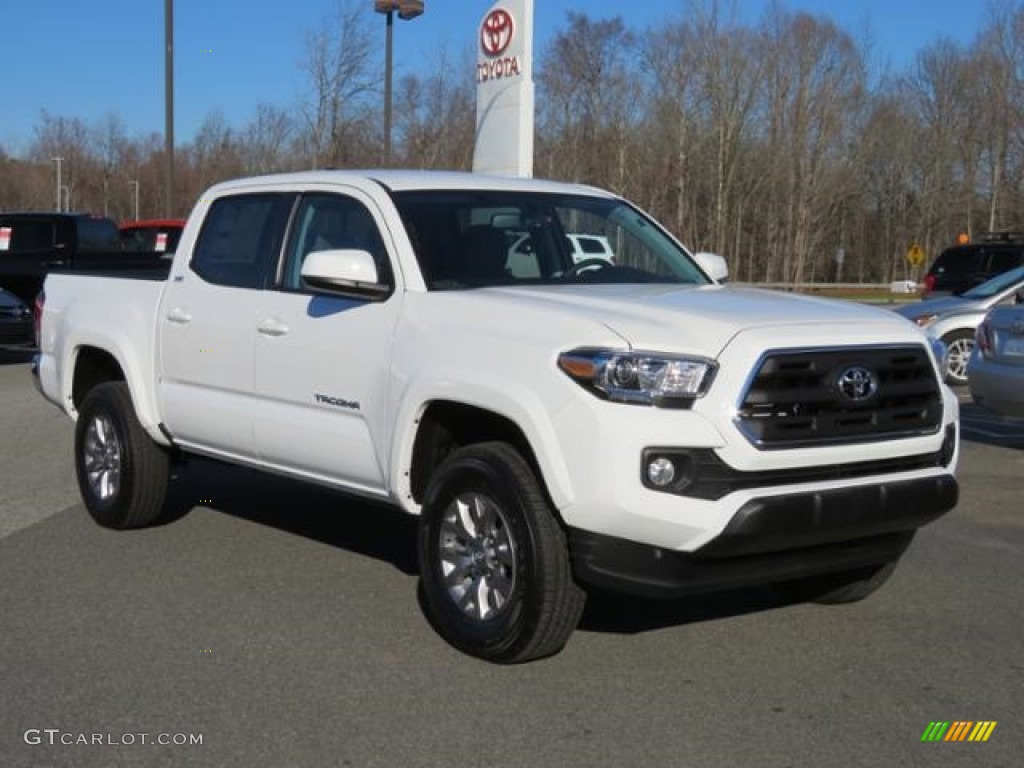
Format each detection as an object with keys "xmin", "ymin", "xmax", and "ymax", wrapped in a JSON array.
[{"xmin": 473, "ymin": 0, "xmax": 534, "ymax": 178}]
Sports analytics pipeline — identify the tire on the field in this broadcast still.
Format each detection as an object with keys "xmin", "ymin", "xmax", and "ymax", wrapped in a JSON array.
[
  {"xmin": 941, "ymin": 330, "xmax": 975, "ymax": 386},
  {"xmin": 75, "ymin": 381, "xmax": 170, "ymax": 529},
  {"xmin": 417, "ymin": 442, "xmax": 585, "ymax": 663},
  {"xmin": 775, "ymin": 560, "xmax": 899, "ymax": 605}
]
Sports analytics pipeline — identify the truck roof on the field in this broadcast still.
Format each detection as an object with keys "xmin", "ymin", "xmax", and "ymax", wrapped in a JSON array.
[{"xmin": 204, "ymin": 170, "xmax": 616, "ymax": 198}]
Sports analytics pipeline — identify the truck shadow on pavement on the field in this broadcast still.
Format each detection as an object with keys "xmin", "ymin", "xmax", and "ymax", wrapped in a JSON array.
[
  {"xmin": 162, "ymin": 456, "xmax": 420, "ymax": 576},
  {"xmin": 161, "ymin": 456, "xmax": 793, "ymax": 636},
  {"xmin": 579, "ymin": 587, "xmax": 788, "ymax": 634}
]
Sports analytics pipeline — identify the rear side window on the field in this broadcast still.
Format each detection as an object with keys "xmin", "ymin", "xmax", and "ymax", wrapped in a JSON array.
[
  {"xmin": 0, "ymin": 220, "xmax": 55, "ymax": 252},
  {"xmin": 928, "ymin": 248, "xmax": 978, "ymax": 279},
  {"xmin": 191, "ymin": 194, "xmax": 294, "ymax": 289}
]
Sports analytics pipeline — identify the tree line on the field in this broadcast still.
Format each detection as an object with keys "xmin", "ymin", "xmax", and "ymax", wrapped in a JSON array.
[{"xmin": 1, "ymin": 0, "xmax": 1022, "ymax": 284}]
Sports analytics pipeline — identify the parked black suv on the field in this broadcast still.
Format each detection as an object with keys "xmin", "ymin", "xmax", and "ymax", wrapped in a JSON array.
[{"xmin": 922, "ymin": 232, "xmax": 1024, "ymax": 298}]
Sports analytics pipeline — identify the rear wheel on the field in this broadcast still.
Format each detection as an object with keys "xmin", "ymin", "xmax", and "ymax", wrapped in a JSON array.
[
  {"xmin": 775, "ymin": 560, "xmax": 899, "ymax": 605},
  {"xmin": 418, "ymin": 442, "xmax": 585, "ymax": 663},
  {"xmin": 941, "ymin": 330, "xmax": 974, "ymax": 386},
  {"xmin": 75, "ymin": 382, "xmax": 170, "ymax": 529}
]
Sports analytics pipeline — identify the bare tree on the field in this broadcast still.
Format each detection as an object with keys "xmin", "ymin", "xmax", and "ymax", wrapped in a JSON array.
[
  {"xmin": 240, "ymin": 104, "xmax": 298, "ymax": 174},
  {"xmin": 30, "ymin": 111, "xmax": 93, "ymax": 212},
  {"xmin": 393, "ymin": 46, "xmax": 475, "ymax": 170},
  {"xmin": 298, "ymin": 0, "xmax": 377, "ymax": 168},
  {"xmin": 2, "ymin": 0, "xmax": 1023, "ymax": 284},
  {"xmin": 537, "ymin": 13, "xmax": 638, "ymax": 188}
]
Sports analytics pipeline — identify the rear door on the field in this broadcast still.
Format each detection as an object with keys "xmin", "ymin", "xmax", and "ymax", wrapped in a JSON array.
[
  {"xmin": 158, "ymin": 192, "xmax": 295, "ymax": 459},
  {"xmin": 252, "ymin": 188, "xmax": 401, "ymax": 494}
]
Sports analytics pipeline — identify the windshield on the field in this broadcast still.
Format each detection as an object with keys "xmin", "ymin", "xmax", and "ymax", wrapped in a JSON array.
[
  {"xmin": 962, "ymin": 264, "xmax": 1024, "ymax": 299},
  {"xmin": 390, "ymin": 191, "xmax": 709, "ymax": 289}
]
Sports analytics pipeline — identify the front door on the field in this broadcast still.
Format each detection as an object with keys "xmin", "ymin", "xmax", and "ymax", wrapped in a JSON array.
[{"xmin": 252, "ymin": 189, "xmax": 401, "ymax": 495}]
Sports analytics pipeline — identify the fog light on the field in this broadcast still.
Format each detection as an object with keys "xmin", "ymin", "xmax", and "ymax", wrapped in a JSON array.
[{"xmin": 647, "ymin": 456, "xmax": 676, "ymax": 487}]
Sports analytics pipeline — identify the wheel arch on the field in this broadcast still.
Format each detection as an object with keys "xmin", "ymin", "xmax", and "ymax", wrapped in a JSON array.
[
  {"xmin": 65, "ymin": 342, "xmax": 169, "ymax": 447},
  {"xmin": 72, "ymin": 346, "xmax": 125, "ymax": 410},
  {"xmin": 394, "ymin": 397, "xmax": 573, "ymax": 516}
]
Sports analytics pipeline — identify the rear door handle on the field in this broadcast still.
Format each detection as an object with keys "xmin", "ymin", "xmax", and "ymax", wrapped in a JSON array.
[
  {"xmin": 166, "ymin": 307, "xmax": 192, "ymax": 325},
  {"xmin": 257, "ymin": 317, "xmax": 290, "ymax": 337}
]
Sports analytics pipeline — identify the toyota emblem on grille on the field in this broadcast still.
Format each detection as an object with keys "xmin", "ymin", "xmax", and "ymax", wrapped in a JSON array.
[{"xmin": 835, "ymin": 365, "xmax": 878, "ymax": 403}]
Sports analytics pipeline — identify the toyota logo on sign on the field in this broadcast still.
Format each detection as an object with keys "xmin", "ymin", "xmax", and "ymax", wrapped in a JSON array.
[
  {"xmin": 835, "ymin": 365, "xmax": 879, "ymax": 404},
  {"xmin": 481, "ymin": 9, "xmax": 514, "ymax": 57}
]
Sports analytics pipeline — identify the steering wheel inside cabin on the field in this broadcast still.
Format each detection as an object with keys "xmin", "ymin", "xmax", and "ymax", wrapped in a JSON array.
[{"xmin": 564, "ymin": 258, "xmax": 611, "ymax": 278}]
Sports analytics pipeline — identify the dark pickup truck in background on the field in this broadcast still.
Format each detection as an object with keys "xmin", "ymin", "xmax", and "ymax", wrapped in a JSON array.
[{"xmin": 0, "ymin": 212, "xmax": 169, "ymax": 305}]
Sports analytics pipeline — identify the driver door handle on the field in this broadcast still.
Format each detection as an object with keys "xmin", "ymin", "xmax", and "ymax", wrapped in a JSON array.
[{"xmin": 257, "ymin": 317, "xmax": 290, "ymax": 337}]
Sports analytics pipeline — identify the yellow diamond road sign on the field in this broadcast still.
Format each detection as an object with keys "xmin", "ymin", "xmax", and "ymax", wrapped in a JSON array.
[{"xmin": 907, "ymin": 244, "xmax": 925, "ymax": 266}]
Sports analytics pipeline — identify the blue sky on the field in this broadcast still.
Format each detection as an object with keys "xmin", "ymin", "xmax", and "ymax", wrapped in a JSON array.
[{"xmin": 0, "ymin": 0, "xmax": 999, "ymax": 152}]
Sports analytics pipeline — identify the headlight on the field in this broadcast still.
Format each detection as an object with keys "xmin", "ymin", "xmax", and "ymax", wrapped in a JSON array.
[
  {"xmin": 912, "ymin": 313, "xmax": 939, "ymax": 328},
  {"xmin": 557, "ymin": 348, "xmax": 716, "ymax": 407}
]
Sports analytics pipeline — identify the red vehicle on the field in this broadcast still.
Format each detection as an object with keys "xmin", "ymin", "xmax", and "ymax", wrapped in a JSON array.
[{"xmin": 119, "ymin": 219, "xmax": 185, "ymax": 254}]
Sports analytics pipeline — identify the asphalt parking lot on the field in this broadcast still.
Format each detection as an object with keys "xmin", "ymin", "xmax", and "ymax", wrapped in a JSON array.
[{"xmin": 1, "ymin": 351, "xmax": 1021, "ymax": 768}]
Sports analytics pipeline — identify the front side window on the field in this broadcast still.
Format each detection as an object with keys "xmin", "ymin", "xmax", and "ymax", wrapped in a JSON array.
[
  {"xmin": 280, "ymin": 193, "xmax": 392, "ymax": 292},
  {"xmin": 191, "ymin": 194, "xmax": 293, "ymax": 289},
  {"xmin": 391, "ymin": 191, "xmax": 709, "ymax": 290}
]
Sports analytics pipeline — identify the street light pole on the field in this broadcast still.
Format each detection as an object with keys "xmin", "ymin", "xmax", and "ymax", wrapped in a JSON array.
[
  {"xmin": 52, "ymin": 157, "xmax": 63, "ymax": 212},
  {"xmin": 384, "ymin": 8, "xmax": 394, "ymax": 164},
  {"xmin": 164, "ymin": 0, "xmax": 175, "ymax": 217},
  {"xmin": 129, "ymin": 181, "xmax": 140, "ymax": 221},
  {"xmin": 373, "ymin": 1, "xmax": 424, "ymax": 166}
]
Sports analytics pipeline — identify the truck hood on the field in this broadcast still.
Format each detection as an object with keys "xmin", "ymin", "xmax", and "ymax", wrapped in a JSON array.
[{"xmin": 471, "ymin": 284, "xmax": 907, "ymax": 356}]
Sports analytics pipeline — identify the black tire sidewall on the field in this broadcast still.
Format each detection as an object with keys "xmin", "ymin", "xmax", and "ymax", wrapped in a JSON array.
[
  {"xmin": 74, "ymin": 384, "xmax": 139, "ymax": 527},
  {"xmin": 419, "ymin": 451, "xmax": 544, "ymax": 660}
]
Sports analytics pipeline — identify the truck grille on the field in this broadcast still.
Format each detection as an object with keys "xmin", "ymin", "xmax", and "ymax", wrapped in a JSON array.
[{"xmin": 737, "ymin": 346, "xmax": 943, "ymax": 448}]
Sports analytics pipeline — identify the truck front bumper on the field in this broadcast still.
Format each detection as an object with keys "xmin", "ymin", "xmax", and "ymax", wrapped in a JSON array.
[{"xmin": 568, "ymin": 472, "xmax": 957, "ymax": 599}]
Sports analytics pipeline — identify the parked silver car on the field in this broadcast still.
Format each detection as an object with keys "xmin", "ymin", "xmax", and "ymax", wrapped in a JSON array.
[
  {"xmin": 968, "ymin": 306, "xmax": 1024, "ymax": 418},
  {"xmin": 896, "ymin": 265, "xmax": 1024, "ymax": 384}
]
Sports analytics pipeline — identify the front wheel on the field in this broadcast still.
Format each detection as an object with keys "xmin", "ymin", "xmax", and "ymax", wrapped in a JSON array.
[
  {"xmin": 417, "ymin": 442, "xmax": 585, "ymax": 663},
  {"xmin": 75, "ymin": 382, "xmax": 170, "ymax": 529}
]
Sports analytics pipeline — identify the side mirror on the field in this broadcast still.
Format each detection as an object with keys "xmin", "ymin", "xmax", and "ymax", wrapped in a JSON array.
[
  {"xmin": 300, "ymin": 249, "xmax": 387, "ymax": 299},
  {"xmin": 693, "ymin": 251, "xmax": 729, "ymax": 283}
]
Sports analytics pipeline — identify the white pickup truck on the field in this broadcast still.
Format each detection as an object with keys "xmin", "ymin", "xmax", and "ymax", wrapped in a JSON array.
[{"xmin": 34, "ymin": 170, "xmax": 959, "ymax": 663}]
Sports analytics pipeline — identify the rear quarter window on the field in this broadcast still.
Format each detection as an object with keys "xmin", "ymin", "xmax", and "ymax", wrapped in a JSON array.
[{"xmin": 927, "ymin": 248, "xmax": 979, "ymax": 278}]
